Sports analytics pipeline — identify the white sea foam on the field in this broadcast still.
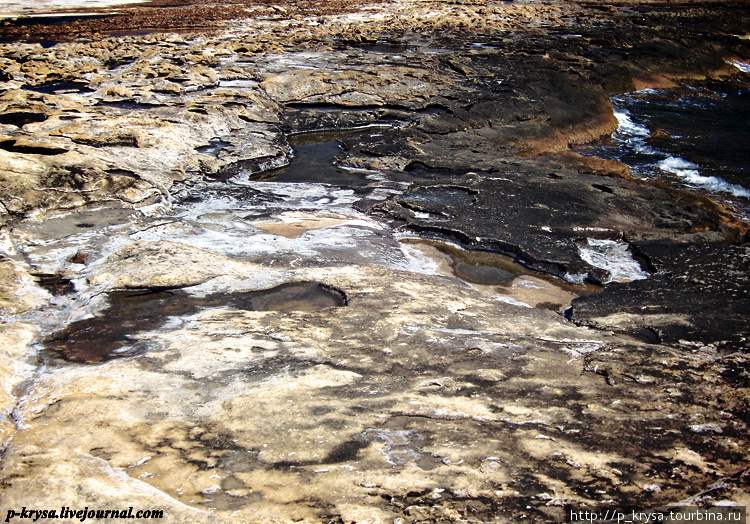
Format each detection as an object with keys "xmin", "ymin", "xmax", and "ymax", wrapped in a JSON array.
[
  {"xmin": 658, "ymin": 156, "xmax": 701, "ymax": 176},
  {"xmin": 729, "ymin": 60, "xmax": 750, "ymax": 74},
  {"xmin": 613, "ymin": 109, "xmax": 650, "ymax": 138},
  {"xmin": 611, "ymin": 98, "xmax": 750, "ymax": 200},
  {"xmin": 612, "ymin": 108, "xmax": 659, "ymax": 157},
  {"xmin": 578, "ymin": 238, "xmax": 649, "ymax": 284},
  {"xmin": 659, "ymin": 157, "xmax": 750, "ymax": 198},
  {"xmin": 563, "ymin": 272, "xmax": 587, "ymax": 285}
]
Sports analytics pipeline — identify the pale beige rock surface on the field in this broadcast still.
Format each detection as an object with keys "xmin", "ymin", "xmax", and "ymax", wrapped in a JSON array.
[{"xmin": 2, "ymin": 246, "xmax": 748, "ymax": 521}]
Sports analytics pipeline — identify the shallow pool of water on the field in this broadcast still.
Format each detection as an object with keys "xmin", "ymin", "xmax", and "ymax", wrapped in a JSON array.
[
  {"xmin": 45, "ymin": 282, "xmax": 347, "ymax": 363},
  {"xmin": 398, "ymin": 238, "xmax": 603, "ymax": 312},
  {"xmin": 248, "ymin": 127, "xmax": 385, "ymax": 186}
]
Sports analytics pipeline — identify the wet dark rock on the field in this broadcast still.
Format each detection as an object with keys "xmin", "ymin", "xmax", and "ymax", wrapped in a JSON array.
[
  {"xmin": 337, "ymin": 51, "xmax": 619, "ymax": 169},
  {"xmin": 570, "ymin": 242, "xmax": 750, "ymax": 350},
  {"xmin": 371, "ymin": 161, "xmax": 744, "ymax": 283},
  {"xmin": 96, "ymin": 101, "xmax": 168, "ymax": 110},
  {"xmin": 646, "ymin": 127, "xmax": 673, "ymax": 147}
]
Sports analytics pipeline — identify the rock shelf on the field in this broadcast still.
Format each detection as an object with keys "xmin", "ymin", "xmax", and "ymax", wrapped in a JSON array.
[{"xmin": 0, "ymin": 1, "xmax": 749, "ymax": 522}]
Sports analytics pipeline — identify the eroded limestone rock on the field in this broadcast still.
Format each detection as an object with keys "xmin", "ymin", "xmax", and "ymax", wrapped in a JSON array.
[
  {"xmin": 3, "ymin": 253, "xmax": 748, "ymax": 521},
  {"xmin": 0, "ymin": 1, "xmax": 749, "ymax": 522}
]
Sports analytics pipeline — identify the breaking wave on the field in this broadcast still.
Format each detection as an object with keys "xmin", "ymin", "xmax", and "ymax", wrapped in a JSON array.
[
  {"xmin": 658, "ymin": 157, "xmax": 750, "ymax": 198},
  {"xmin": 586, "ymin": 90, "xmax": 750, "ymax": 203}
]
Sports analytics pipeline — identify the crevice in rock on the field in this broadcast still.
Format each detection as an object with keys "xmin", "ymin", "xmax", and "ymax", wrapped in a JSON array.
[
  {"xmin": 403, "ymin": 161, "xmax": 465, "ymax": 177},
  {"xmin": 0, "ymin": 140, "xmax": 68, "ymax": 156},
  {"xmin": 21, "ymin": 81, "xmax": 94, "ymax": 95},
  {"xmin": 0, "ymin": 198, "xmax": 13, "ymax": 217},
  {"xmin": 195, "ymin": 138, "xmax": 230, "ymax": 155},
  {"xmin": 96, "ymin": 101, "xmax": 168, "ymax": 110},
  {"xmin": 397, "ymin": 200, "xmax": 452, "ymax": 218},
  {"xmin": 0, "ymin": 112, "xmax": 48, "ymax": 127},
  {"xmin": 625, "ymin": 242, "xmax": 658, "ymax": 274},
  {"xmin": 582, "ymin": 360, "xmax": 616, "ymax": 385},
  {"xmin": 285, "ymin": 102, "xmax": 383, "ymax": 111},
  {"xmin": 31, "ymin": 273, "xmax": 75, "ymax": 295},
  {"xmin": 106, "ymin": 168, "xmax": 142, "ymax": 180},
  {"xmin": 212, "ymin": 152, "xmax": 289, "ymax": 181},
  {"xmin": 71, "ymin": 134, "xmax": 139, "ymax": 148},
  {"xmin": 591, "ymin": 183, "xmax": 614, "ymax": 194}
]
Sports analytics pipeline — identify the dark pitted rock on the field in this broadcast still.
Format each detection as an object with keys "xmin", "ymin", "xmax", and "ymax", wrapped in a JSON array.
[
  {"xmin": 370, "ymin": 160, "xmax": 747, "ymax": 283},
  {"xmin": 570, "ymin": 241, "xmax": 750, "ymax": 351}
]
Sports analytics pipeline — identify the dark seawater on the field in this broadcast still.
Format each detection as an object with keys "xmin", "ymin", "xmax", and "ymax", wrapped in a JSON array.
[
  {"xmin": 580, "ymin": 77, "xmax": 750, "ymax": 216},
  {"xmin": 248, "ymin": 127, "xmax": 380, "ymax": 186}
]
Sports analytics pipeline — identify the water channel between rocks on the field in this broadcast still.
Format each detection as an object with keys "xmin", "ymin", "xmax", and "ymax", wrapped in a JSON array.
[{"xmin": 579, "ymin": 78, "xmax": 750, "ymax": 218}]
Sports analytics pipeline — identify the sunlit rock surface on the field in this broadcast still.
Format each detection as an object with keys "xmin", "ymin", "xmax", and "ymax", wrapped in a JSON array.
[
  {"xmin": 5, "ymin": 254, "xmax": 749, "ymax": 521},
  {"xmin": 1, "ymin": 1, "xmax": 749, "ymax": 522}
]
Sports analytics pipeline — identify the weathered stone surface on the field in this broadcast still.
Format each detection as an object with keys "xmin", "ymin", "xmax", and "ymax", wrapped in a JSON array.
[
  {"xmin": 0, "ymin": 446, "xmax": 223, "ymax": 523},
  {"xmin": 0, "ymin": 61, "xmax": 288, "ymax": 215},
  {"xmin": 570, "ymin": 241, "xmax": 750, "ymax": 350},
  {"xmin": 370, "ymin": 161, "xmax": 746, "ymax": 283},
  {"xmin": 0, "ymin": 321, "xmax": 34, "ymax": 444},
  {"xmin": 0, "ymin": 1, "xmax": 749, "ymax": 522},
  {"xmin": 2, "ymin": 252, "xmax": 747, "ymax": 521},
  {"xmin": 0, "ymin": 256, "xmax": 50, "ymax": 315},
  {"xmin": 86, "ymin": 241, "xmax": 270, "ymax": 290}
]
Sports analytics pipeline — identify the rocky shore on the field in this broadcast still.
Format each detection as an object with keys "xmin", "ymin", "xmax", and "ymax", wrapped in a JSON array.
[{"xmin": 1, "ymin": 1, "xmax": 749, "ymax": 522}]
